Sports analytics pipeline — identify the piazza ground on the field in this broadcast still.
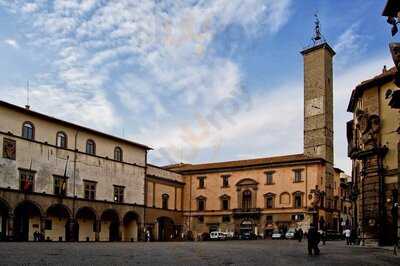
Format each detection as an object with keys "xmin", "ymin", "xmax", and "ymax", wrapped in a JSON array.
[{"xmin": 0, "ymin": 240, "xmax": 399, "ymax": 265}]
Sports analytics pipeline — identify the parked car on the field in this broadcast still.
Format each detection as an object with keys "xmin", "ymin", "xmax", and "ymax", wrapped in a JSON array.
[
  {"xmin": 326, "ymin": 230, "xmax": 344, "ymax": 241},
  {"xmin": 285, "ymin": 229, "xmax": 296, "ymax": 239},
  {"xmin": 200, "ymin": 232, "xmax": 210, "ymax": 241},
  {"xmin": 210, "ymin": 231, "xmax": 226, "ymax": 240},
  {"xmin": 239, "ymin": 231, "xmax": 257, "ymax": 240},
  {"xmin": 271, "ymin": 230, "xmax": 282, "ymax": 240}
]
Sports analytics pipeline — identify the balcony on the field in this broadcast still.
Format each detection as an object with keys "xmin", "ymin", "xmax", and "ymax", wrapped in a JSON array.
[{"xmin": 232, "ymin": 208, "xmax": 261, "ymax": 219}]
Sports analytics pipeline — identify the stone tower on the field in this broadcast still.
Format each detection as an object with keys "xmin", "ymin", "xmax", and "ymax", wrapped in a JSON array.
[{"xmin": 301, "ymin": 29, "xmax": 335, "ymax": 164}]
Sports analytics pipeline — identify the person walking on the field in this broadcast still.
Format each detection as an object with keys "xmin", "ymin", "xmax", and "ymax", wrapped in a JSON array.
[
  {"xmin": 307, "ymin": 224, "xmax": 320, "ymax": 256},
  {"xmin": 298, "ymin": 228, "xmax": 303, "ymax": 242},
  {"xmin": 343, "ymin": 228, "xmax": 351, "ymax": 245}
]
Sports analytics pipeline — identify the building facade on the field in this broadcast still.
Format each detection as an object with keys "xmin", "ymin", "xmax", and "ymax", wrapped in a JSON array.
[
  {"xmin": 0, "ymin": 31, "xmax": 352, "ymax": 242},
  {"xmin": 347, "ymin": 67, "xmax": 400, "ymax": 245}
]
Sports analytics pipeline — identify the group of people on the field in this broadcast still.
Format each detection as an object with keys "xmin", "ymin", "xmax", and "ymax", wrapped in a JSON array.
[
  {"xmin": 33, "ymin": 231, "xmax": 44, "ymax": 241},
  {"xmin": 294, "ymin": 228, "xmax": 304, "ymax": 242}
]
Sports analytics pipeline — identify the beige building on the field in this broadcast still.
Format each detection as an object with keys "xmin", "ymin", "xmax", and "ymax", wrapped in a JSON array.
[{"xmin": 347, "ymin": 66, "xmax": 400, "ymax": 245}]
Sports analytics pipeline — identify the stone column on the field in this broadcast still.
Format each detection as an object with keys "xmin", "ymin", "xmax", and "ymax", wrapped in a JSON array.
[
  {"xmin": 95, "ymin": 220, "xmax": 101, "ymax": 242},
  {"xmin": 7, "ymin": 211, "xmax": 14, "ymax": 241},
  {"xmin": 40, "ymin": 216, "xmax": 47, "ymax": 240}
]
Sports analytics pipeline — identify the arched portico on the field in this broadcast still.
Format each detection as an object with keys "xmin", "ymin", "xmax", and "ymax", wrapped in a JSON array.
[
  {"xmin": 14, "ymin": 200, "xmax": 43, "ymax": 241},
  {"xmin": 0, "ymin": 198, "xmax": 10, "ymax": 241},
  {"xmin": 123, "ymin": 211, "xmax": 139, "ymax": 242},
  {"xmin": 45, "ymin": 204, "xmax": 72, "ymax": 241},
  {"xmin": 75, "ymin": 207, "xmax": 98, "ymax": 241},
  {"xmin": 100, "ymin": 209, "xmax": 120, "ymax": 241},
  {"xmin": 156, "ymin": 216, "xmax": 175, "ymax": 241}
]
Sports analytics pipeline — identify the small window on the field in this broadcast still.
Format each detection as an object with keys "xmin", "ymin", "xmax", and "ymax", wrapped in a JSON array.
[
  {"xmin": 162, "ymin": 193, "xmax": 169, "ymax": 209},
  {"xmin": 265, "ymin": 172, "xmax": 274, "ymax": 185},
  {"xmin": 84, "ymin": 180, "xmax": 96, "ymax": 200},
  {"xmin": 86, "ymin": 139, "xmax": 96, "ymax": 155},
  {"xmin": 3, "ymin": 138, "xmax": 16, "ymax": 160},
  {"xmin": 266, "ymin": 196, "xmax": 274, "ymax": 208},
  {"xmin": 22, "ymin": 122, "xmax": 34, "ymax": 140},
  {"xmin": 114, "ymin": 185, "xmax": 124, "ymax": 203},
  {"xmin": 45, "ymin": 219, "xmax": 52, "ymax": 230},
  {"xmin": 114, "ymin": 147, "xmax": 123, "ymax": 162},
  {"xmin": 54, "ymin": 175, "xmax": 67, "ymax": 196},
  {"xmin": 19, "ymin": 169, "xmax": 35, "ymax": 193},
  {"xmin": 222, "ymin": 199, "xmax": 229, "ymax": 210},
  {"xmin": 221, "ymin": 175, "xmax": 229, "ymax": 187},
  {"xmin": 294, "ymin": 192, "xmax": 302, "ymax": 208},
  {"xmin": 198, "ymin": 216, "xmax": 204, "ymax": 223},
  {"xmin": 266, "ymin": 215, "xmax": 273, "ymax": 225},
  {"xmin": 222, "ymin": 215, "xmax": 230, "ymax": 223},
  {"xmin": 293, "ymin": 169, "xmax": 303, "ymax": 183},
  {"xmin": 198, "ymin": 176, "xmax": 206, "ymax": 189},
  {"xmin": 56, "ymin": 132, "xmax": 67, "ymax": 148},
  {"xmin": 197, "ymin": 197, "xmax": 206, "ymax": 211}
]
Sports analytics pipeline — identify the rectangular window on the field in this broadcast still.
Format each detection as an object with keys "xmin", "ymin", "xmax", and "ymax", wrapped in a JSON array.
[
  {"xmin": 198, "ymin": 216, "xmax": 204, "ymax": 224},
  {"xmin": 221, "ymin": 175, "xmax": 230, "ymax": 187},
  {"xmin": 222, "ymin": 215, "xmax": 230, "ymax": 223},
  {"xmin": 198, "ymin": 199, "xmax": 205, "ymax": 211},
  {"xmin": 266, "ymin": 215, "xmax": 273, "ymax": 225},
  {"xmin": 45, "ymin": 219, "xmax": 52, "ymax": 230},
  {"xmin": 266, "ymin": 197, "xmax": 273, "ymax": 208},
  {"xmin": 19, "ymin": 169, "xmax": 35, "ymax": 193},
  {"xmin": 294, "ymin": 194, "xmax": 302, "ymax": 208},
  {"xmin": 198, "ymin": 176, "xmax": 206, "ymax": 189},
  {"xmin": 84, "ymin": 180, "xmax": 96, "ymax": 200},
  {"xmin": 265, "ymin": 172, "xmax": 274, "ymax": 185},
  {"xmin": 54, "ymin": 175, "xmax": 67, "ymax": 196},
  {"xmin": 222, "ymin": 199, "xmax": 229, "ymax": 210},
  {"xmin": 113, "ymin": 185, "xmax": 124, "ymax": 203},
  {"xmin": 3, "ymin": 138, "xmax": 16, "ymax": 160},
  {"xmin": 293, "ymin": 170, "xmax": 303, "ymax": 183}
]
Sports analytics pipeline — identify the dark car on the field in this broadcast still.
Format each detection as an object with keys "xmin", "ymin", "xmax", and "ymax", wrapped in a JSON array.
[
  {"xmin": 325, "ymin": 230, "xmax": 344, "ymax": 241},
  {"xmin": 239, "ymin": 232, "xmax": 256, "ymax": 240}
]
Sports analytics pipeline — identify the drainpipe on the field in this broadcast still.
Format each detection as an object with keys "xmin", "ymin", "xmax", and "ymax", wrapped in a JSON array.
[
  {"xmin": 71, "ymin": 129, "xmax": 80, "ymax": 241},
  {"xmin": 143, "ymin": 149, "xmax": 148, "ymax": 242}
]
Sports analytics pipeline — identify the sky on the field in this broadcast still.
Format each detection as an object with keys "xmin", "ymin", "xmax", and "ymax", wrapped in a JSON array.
[{"xmin": 0, "ymin": 0, "xmax": 395, "ymax": 173}]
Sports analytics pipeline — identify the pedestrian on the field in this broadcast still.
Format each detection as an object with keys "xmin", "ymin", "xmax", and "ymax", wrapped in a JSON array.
[
  {"xmin": 343, "ymin": 228, "xmax": 351, "ymax": 245},
  {"xmin": 321, "ymin": 230, "xmax": 326, "ymax": 245},
  {"xmin": 350, "ymin": 228, "xmax": 357, "ymax": 245},
  {"xmin": 298, "ymin": 228, "xmax": 303, "ymax": 242},
  {"xmin": 307, "ymin": 224, "xmax": 320, "ymax": 256},
  {"xmin": 33, "ymin": 231, "xmax": 38, "ymax": 241}
]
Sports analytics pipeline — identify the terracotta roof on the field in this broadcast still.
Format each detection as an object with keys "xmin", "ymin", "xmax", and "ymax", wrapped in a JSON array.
[
  {"xmin": 0, "ymin": 100, "xmax": 152, "ymax": 150},
  {"xmin": 347, "ymin": 66, "xmax": 397, "ymax": 112},
  {"xmin": 165, "ymin": 153, "xmax": 325, "ymax": 173}
]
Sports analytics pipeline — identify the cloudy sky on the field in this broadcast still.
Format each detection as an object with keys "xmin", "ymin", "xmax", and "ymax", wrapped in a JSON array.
[{"xmin": 0, "ymin": 0, "xmax": 395, "ymax": 173}]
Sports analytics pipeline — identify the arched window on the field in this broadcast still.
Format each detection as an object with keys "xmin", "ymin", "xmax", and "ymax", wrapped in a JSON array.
[
  {"xmin": 242, "ymin": 190, "xmax": 252, "ymax": 210},
  {"xmin": 22, "ymin": 122, "xmax": 34, "ymax": 140},
  {"xmin": 114, "ymin": 147, "xmax": 123, "ymax": 161},
  {"xmin": 162, "ymin": 193, "xmax": 169, "ymax": 209},
  {"xmin": 56, "ymin": 132, "xmax": 67, "ymax": 148},
  {"xmin": 86, "ymin": 139, "xmax": 96, "ymax": 155}
]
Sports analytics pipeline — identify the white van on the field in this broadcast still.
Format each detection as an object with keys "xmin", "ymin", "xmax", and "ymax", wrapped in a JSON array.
[{"xmin": 210, "ymin": 231, "xmax": 226, "ymax": 240}]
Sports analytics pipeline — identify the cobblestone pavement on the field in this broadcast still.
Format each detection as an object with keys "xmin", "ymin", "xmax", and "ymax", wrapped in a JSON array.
[{"xmin": 0, "ymin": 240, "xmax": 399, "ymax": 266}]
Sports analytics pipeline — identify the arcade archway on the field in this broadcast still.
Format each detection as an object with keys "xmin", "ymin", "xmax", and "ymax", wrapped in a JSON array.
[
  {"xmin": 100, "ymin": 209, "xmax": 120, "ymax": 241},
  {"xmin": 123, "ymin": 211, "xmax": 139, "ymax": 242},
  {"xmin": 157, "ymin": 217, "xmax": 174, "ymax": 241},
  {"xmin": 14, "ymin": 201, "xmax": 42, "ymax": 241},
  {"xmin": 46, "ymin": 204, "xmax": 71, "ymax": 241},
  {"xmin": 76, "ymin": 207, "xmax": 97, "ymax": 241}
]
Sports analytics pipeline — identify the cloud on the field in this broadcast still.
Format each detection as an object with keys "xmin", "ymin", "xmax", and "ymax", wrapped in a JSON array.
[
  {"xmin": 21, "ymin": 3, "xmax": 39, "ymax": 13},
  {"xmin": 3, "ymin": 39, "xmax": 18, "ymax": 48}
]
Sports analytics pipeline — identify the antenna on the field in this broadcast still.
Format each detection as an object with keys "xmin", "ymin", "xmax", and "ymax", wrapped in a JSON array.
[
  {"xmin": 25, "ymin": 80, "xmax": 30, "ymax": 110},
  {"xmin": 312, "ymin": 13, "xmax": 326, "ymax": 45}
]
